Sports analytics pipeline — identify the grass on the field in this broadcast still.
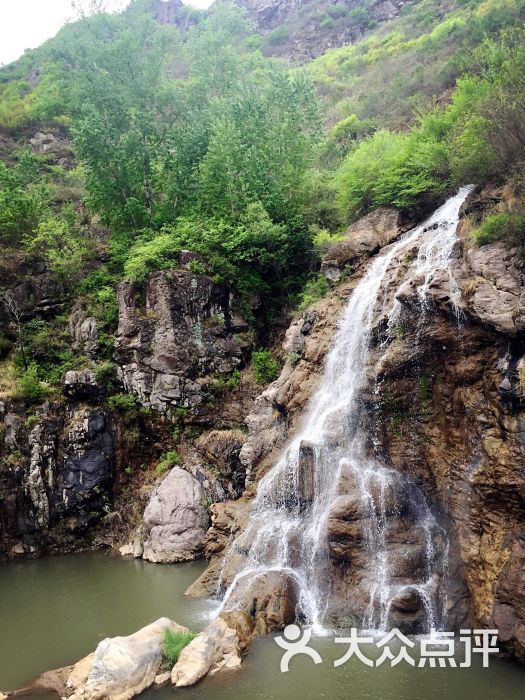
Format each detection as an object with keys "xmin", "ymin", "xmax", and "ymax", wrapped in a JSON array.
[
  {"xmin": 162, "ymin": 629, "xmax": 196, "ymax": 669},
  {"xmin": 0, "ymin": 358, "xmax": 18, "ymax": 399}
]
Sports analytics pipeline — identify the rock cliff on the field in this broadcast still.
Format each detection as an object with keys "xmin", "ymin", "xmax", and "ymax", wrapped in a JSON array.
[
  {"xmin": 236, "ymin": 0, "xmax": 411, "ymax": 61},
  {"xmin": 189, "ymin": 184, "xmax": 525, "ymax": 660}
]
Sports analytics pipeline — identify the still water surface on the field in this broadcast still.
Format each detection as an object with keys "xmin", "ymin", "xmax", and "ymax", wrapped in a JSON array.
[{"xmin": 1, "ymin": 552, "xmax": 524, "ymax": 700}]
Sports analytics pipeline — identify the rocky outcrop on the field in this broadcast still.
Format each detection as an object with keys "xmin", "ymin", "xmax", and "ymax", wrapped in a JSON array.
[
  {"xmin": 191, "ymin": 185, "xmax": 525, "ymax": 659},
  {"xmin": 0, "ymin": 404, "xmax": 115, "ymax": 555},
  {"xmin": 171, "ymin": 617, "xmax": 242, "ymax": 687},
  {"xmin": 69, "ymin": 618, "xmax": 183, "ymax": 700},
  {"xmin": 320, "ymin": 207, "xmax": 402, "ymax": 282},
  {"xmin": 28, "ymin": 127, "xmax": 74, "ymax": 169},
  {"xmin": 22, "ymin": 618, "xmax": 188, "ymax": 700},
  {"xmin": 115, "ymin": 269, "xmax": 249, "ymax": 416},
  {"xmin": 237, "ymin": 0, "xmax": 411, "ymax": 62},
  {"xmin": 186, "ymin": 499, "xmax": 251, "ymax": 597},
  {"xmin": 141, "ymin": 466, "xmax": 207, "ymax": 563},
  {"xmin": 69, "ymin": 308, "xmax": 99, "ymax": 356},
  {"xmin": 195, "ymin": 429, "xmax": 247, "ymax": 495},
  {"xmin": 224, "ymin": 570, "xmax": 299, "ymax": 634},
  {"xmin": 63, "ymin": 370, "xmax": 100, "ymax": 401}
]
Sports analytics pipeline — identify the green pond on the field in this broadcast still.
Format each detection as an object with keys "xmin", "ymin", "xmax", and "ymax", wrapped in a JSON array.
[{"xmin": 1, "ymin": 552, "xmax": 524, "ymax": 700}]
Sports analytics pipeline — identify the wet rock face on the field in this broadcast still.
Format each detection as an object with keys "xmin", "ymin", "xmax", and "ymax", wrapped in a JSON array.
[
  {"xmin": 0, "ymin": 406, "xmax": 115, "ymax": 552},
  {"xmin": 186, "ymin": 499, "xmax": 251, "ymax": 598},
  {"xmin": 142, "ymin": 466, "xmax": 207, "ymax": 563},
  {"xmin": 493, "ymin": 533, "xmax": 525, "ymax": 660},
  {"xmin": 115, "ymin": 270, "xmax": 247, "ymax": 415},
  {"xmin": 56, "ymin": 409, "xmax": 115, "ymax": 517},
  {"xmin": 223, "ymin": 569, "xmax": 298, "ymax": 635},
  {"xmin": 194, "ymin": 186, "xmax": 525, "ymax": 658}
]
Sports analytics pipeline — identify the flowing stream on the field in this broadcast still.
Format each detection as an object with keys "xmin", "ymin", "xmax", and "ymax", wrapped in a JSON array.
[{"xmin": 221, "ymin": 187, "xmax": 474, "ymax": 632}]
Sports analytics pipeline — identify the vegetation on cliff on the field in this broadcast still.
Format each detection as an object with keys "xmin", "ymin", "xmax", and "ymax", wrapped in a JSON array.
[{"xmin": 0, "ymin": 0, "xmax": 524, "ymax": 396}]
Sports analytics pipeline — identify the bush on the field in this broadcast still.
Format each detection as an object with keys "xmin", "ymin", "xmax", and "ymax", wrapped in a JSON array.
[
  {"xmin": 95, "ymin": 361, "xmax": 118, "ymax": 392},
  {"xmin": 251, "ymin": 349, "xmax": 279, "ymax": 385},
  {"xmin": 155, "ymin": 450, "xmax": 180, "ymax": 477},
  {"xmin": 122, "ymin": 233, "xmax": 178, "ymax": 283},
  {"xmin": 336, "ymin": 128, "xmax": 449, "ymax": 221},
  {"xmin": 108, "ymin": 392, "xmax": 138, "ymax": 415},
  {"xmin": 16, "ymin": 362, "xmax": 48, "ymax": 403},
  {"xmin": 162, "ymin": 629, "xmax": 196, "ymax": 669},
  {"xmin": 298, "ymin": 274, "xmax": 329, "ymax": 310},
  {"xmin": 328, "ymin": 3, "xmax": 347, "ymax": 20},
  {"xmin": 266, "ymin": 25, "xmax": 290, "ymax": 45},
  {"xmin": 0, "ymin": 335, "xmax": 13, "ymax": 358},
  {"xmin": 0, "ymin": 150, "xmax": 50, "ymax": 244},
  {"xmin": 474, "ymin": 213, "xmax": 525, "ymax": 246}
]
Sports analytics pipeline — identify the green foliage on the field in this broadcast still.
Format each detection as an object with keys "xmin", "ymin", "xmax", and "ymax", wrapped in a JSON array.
[
  {"xmin": 266, "ymin": 25, "xmax": 290, "ymax": 45},
  {"xmin": 336, "ymin": 127, "xmax": 449, "ymax": 219},
  {"xmin": 15, "ymin": 319, "xmax": 78, "ymax": 385},
  {"xmin": 125, "ymin": 203, "xmax": 315, "ymax": 311},
  {"xmin": 309, "ymin": 0, "xmax": 525, "ymax": 131},
  {"xmin": 349, "ymin": 6, "xmax": 372, "ymax": 28},
  {"xmin": 122, "ymin": 233, "xmax": 178, "ymax": 282},
  {"xmin": 298, "ymin": 274, "xmax": 329, "ymax": 311},
  {"xmin": 108, "ymin": 392, "xmax": 138, "ymax": 416},
  {"xmin": 419, "ymin": 374, "xmax": 431, "ymax": 402},
  {"xmin": 155, "ymin": 450, "xmax": 180, "ymax": 476},
  {"xmin": 95, "ymin": 361, "xmax": 118, "ymax": 392},
  {"xmin": 474, "ymin": 213, "xmax": 525, "ymax": 246},
  {"xmin": 0, "ymin": 335, "xmax": 13, "ymax": 358},
  {"xmin": 162, "ymin": 629, "xmax": 196, "ymax": 669},
  {"xmin": 39, "ymin": 3, "xmax": 318, "ymax": 315},
  {"xmin": 15, "ymin": 362, "xmax": 48, "ymax": 403},
  {"xmin": 335, "ymin": 28, "xmax": 525, "ymax": 221},
  {"xmin": 209, "ymin": 369, "xmax": 241, "ymax": 395},
  {"xmin": 24, "ymin": 203, "xmax": 90, "ymax": 281},
  {"xmin": 187, "ymin": 260, "xmax": 206, "ymax": 275},
  {"xmin": 328, "ymin": 4, "xmax": 347, "ymax": 20},
  {"xmin": 251, "ymin": 349, "xmax": 279, "ymax": 385},
  {"xmin": 0, "ymin": 150, "xmax": 49, "ymax": 243}
]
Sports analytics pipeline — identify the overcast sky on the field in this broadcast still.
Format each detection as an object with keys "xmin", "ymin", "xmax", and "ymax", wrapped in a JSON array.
[{"xmin": 0, "ymin": 0, "xmax": 214, "ymax": 66}]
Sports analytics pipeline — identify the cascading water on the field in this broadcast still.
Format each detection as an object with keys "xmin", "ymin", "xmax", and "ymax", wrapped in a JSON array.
[{"xmin": 220, "ymin": 186, "xmax": 474, "ymax": 632}]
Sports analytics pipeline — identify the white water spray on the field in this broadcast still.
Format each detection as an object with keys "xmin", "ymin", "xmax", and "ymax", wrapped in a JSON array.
[{"xmin": 220, "ymin": 186, "xmax": 474, "ymax": 632}]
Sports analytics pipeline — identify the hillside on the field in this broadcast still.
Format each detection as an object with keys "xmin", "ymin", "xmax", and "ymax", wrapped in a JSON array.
[{"xmin": 1, "ymin": 1, "xmax": 525, "ymax": 692}]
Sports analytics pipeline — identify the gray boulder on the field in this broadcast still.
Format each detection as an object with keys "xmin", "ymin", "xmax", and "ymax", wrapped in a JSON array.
[{"xmin": 142, "ymin": 466, "xmax": 207, "ymax": 563}]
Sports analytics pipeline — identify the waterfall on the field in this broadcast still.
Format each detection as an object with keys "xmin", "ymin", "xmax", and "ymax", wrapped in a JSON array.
[{"xmin": 220, "ymin": 186, "xmax": 474, "ymax": 632}]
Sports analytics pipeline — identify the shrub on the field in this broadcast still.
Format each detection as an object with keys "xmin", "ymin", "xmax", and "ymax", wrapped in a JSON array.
[
  {"xmin": 16, "ymin": 362, "xmax": 48, "ymax": 403},
  {"xmin": 0, "ymin": 335, "xmax": 13, "ymax": 358},
  {"xmin": 122, "ymin": 232, "xmax": 178, "ymax": 283},
  {"xmin": 155, "ymin": 450, "xmax": 180, "ymax": 477},
  {"xmin": 474, "ymin": 213, "xmax": 525, "ymax": 246},
  {"xmin": 251, "ymin": 349, "xmax": 279, "ymax": 385},
  {"xmin": 0, "ymin": 150, "xmax": 49, "ymax": 243},
  {"xmin": 266, "ymin": 25, "xmax": 289, "ymax": 45},
  {"xmin": 319, "ymin": 15, "xmax": 334, "ymax": 29},
  {"xmin": 328, "ymin": 3, "xmax": 347, "ymax": 20},
  {"xmin": 162, "ymin": 629, "xmax": 196, "ymax": 669},
  {"xmin": 298, "ymin": 274, "xmax": 329, "ymax": 310},
  {"xmin": 107, "ymin": 392, "xmax": 138, "ymax": 415},
  {"xmin": 95, "ymin": 361, "xmax": 118, "ymax": 392}
]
